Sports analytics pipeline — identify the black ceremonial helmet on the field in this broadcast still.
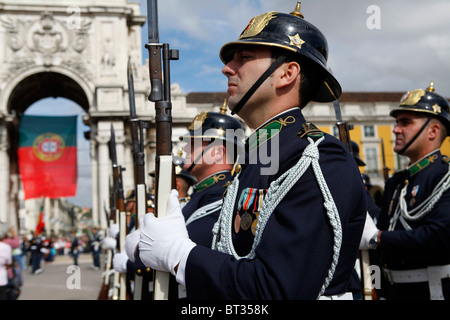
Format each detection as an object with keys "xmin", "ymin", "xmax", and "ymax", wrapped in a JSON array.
[
  {"xmin": 181, "ymin": 101, "xmax": 245, "ymax": 172},
  {"xmin": 390, "ymin": 82, "xmax": 450, "ymax": 154},
  {"xmin": 220, "ymin": 2, "xmax": 341, "ymax": 114},
  {"xmin": 173, "ymin": 155, "xmax": 197, "ymax": 187},
  {"xmin": 351, "ymin": 140, "xmax": 366, "ymax": 166}
]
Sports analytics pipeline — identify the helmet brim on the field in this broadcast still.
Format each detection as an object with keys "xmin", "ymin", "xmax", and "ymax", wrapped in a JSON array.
[{"xmin": 220, "ymin": 40, "xmax": 341, "ymax": 103}]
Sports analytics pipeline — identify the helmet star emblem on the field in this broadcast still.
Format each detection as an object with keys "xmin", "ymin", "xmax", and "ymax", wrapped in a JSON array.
[
  {"xmin": 289, "ymin": 33, "xmax": 305, "ymax": 49},
  {"xmin": 432, "ymin": 104, "xmax": 441, "ymax": 114}
]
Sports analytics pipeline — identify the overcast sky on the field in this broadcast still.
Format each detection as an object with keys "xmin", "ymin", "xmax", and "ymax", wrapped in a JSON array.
[{"xmin": 139, "ymin": 0, "xmax": 450, "ymax": 98}]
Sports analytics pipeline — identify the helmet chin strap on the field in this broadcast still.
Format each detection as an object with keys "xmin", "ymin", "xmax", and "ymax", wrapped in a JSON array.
[
  {"xmin": 231, "ymin": 55, "xmax": 287, "ymax": 115},
  {"xmin": 186, "ymin": 142, "xmax": 216, "ymax": 173},
  {"xmin": 398, "ymin": 116, "xmax": 432, "ymax": 155}
]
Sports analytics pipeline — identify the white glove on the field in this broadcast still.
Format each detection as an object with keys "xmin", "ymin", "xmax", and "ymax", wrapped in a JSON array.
[
  {"xmin": 109, "ymin": 223, "xmax": 119, "ymax": 239},
  {"xmin": 125, "ymin": 229, "xmax": 140, "ymax": 262},
  {"xmin": 139, "ymin": 190, "xmax": 196, "ymax": 276},
  {"xmin": 359, "ymin": 212, "xmax": 379, "ymax": 249},
  {"xmin": 113, "ymin": 251, "xmax": 129, "ymax": 273},
  {"xmin": 102, "ymin": 236, "xmax": 117, "ymax": 250}
]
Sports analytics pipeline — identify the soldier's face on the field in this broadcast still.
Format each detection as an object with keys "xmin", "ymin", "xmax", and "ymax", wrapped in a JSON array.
[
  {"xmin": 126, "ymin": 201, "xmax": 136, "ymax": 213},
  {"xmin": 393, "ymin": 112, "xmax": 429, "ymax": 155},
  {"xmin": 183, "ymin": 139, "xmax": 208, "ymax": 173},
  {"xmin": 222, "ymin": 46, "xmax": 274, "ymax": 114}
]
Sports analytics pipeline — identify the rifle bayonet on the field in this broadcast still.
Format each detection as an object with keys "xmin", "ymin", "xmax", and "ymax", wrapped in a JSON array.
[
  {"xmin": 380, "ymin": 138, "xmax": 390, "ymax": 182},
  {"xmin": 333, "ymin": 99, "xmax": 353, "ymax": 154}
]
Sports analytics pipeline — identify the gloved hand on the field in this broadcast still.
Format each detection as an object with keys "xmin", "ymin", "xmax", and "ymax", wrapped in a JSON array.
[
  {"xmin": 125, "ymin": 229, "xmax": 140, "ymax": 262},
  {"xmin": 102, "ymin": 236, "xmax": 117, "ymax": 250},
  {"xmin": 124, "ymin": 215, "xmax": 145, "ymax": 262},
  {"xmin": 359, "ymin": 212, "xmax": 379, "ymax": 249},
  {"xmin": 109, "ymin": 223, "xmax": 119, "ymax": 239},
  {"xmin": 139, "ymin": 190, "xmax": 196, "ymax": 276},
  {"xmin": 113, "ymin": 251, "xmax": 129, "ymax": 273}
]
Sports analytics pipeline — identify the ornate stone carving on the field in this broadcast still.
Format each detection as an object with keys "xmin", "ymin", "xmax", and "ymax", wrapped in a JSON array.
[
  {"xmin": 0, "ymin": 11, "xmax": 92, "ymax": 80},
  {"xmin": 0, "ymin": 16, "xmax": 26, "ymax": 51},
  {"xmin": 28, "ymin": 12, "xmax": 67, "ymax": 54}
]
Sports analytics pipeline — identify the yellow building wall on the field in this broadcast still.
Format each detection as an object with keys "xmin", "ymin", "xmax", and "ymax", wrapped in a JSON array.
[
  {"xmin": 442, "ymin": 137, "xmax": 450, "ymax": 157},
  {"xmin": 317, "ymin": 125, "xmax": 330, "ymax": 134},
  {"xmin": 350, "ymin": 126, "xmax": 363, "ymax": 146},
  {"xmin": 377, "ymin": 125, "xmax": 395, "ymax": 174}
]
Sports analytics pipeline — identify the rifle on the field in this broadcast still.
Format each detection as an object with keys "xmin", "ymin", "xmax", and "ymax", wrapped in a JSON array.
[
  {"xmin": 128, "ymin": 57, "xmax": 148, "ymax": 227},
  {"xmin": 333, "ymin": 99, "xmax": 353, "ymax": 154},
  {"xmin": 127, "ymin": 58, "xmax": 152, "ymax": 300},
  {"xmin": 109, "ymin": 125, "xmax": 128, "ymax": 300},
  {"xmin": 97, "ymin": 188, "xmax": 114, "ymax": 300},
  {"xmin": 332, "ymin": 99, "xmax": 376, "ymax": 300},
  {"xmin": 380, "ymin": 138, "xmax": 390, "ymax": 182},
  {"xmin": 146, "ymin": 0, "xmax": 178, "ymax": 300}
]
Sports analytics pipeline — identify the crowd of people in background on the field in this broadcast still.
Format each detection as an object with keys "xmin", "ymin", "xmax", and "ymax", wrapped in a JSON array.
[{"xmin": 0, "ymin": 224, "xmax": 103, "ymax": 300}]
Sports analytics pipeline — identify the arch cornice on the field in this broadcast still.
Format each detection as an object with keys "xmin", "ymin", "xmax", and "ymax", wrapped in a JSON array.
[{"xmin": 1, "ymin": 64, "xmax": 94, "ymax": 115}]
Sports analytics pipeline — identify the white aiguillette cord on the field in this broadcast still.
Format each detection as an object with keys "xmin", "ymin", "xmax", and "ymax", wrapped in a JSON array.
[{"xmin": 212, "ymin": 137, "xmax": 342, "ymax": 298}]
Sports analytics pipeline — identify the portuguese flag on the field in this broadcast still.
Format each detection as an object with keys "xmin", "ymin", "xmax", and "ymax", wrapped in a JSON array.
[{"xmin": 18, "ymin": 115, "xmax": 78, "ymax": 200}]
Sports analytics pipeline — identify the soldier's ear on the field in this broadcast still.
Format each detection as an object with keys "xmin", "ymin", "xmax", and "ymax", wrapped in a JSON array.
[
  {"xmin": 427, "ymin": 120, "xmax": 441, "ymax": 141},
  {"xmin": 206, "ymin": 143, "xmax": 226, "ymax": 165},
  {"xmin": 276, "ymin": 61, "xmax": 300, "ymax": 89}
]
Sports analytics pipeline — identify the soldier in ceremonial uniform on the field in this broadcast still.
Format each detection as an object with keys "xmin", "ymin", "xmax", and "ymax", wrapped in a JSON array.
[
  {"xmin": 126, "ymin": 109, "xmax": 244, "ymax": 298},
  {"xmin": 138, "ymin": 3, "xmax": 367, "ymax": 299},
  {"xmin": 361, "ymin": 82, "xmax": 450, "ymax": 299},
  {"xmin": 172, "ymin": 156, "xmax": 196, "ymax": 207},
  {"xmin": 175, "ymin": 108, "xmax": 244, "ymax": 299},
  {"xmin": 180, "ymin": 106, "xmax": 244, "ymax": 248}
]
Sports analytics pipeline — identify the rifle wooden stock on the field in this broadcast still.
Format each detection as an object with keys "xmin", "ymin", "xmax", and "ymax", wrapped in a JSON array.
[
  {"xmin": 119, "ymin": 211, "xmax": 127, "ymax": 300},
  {"xmin": 111, "ymin": 165, "xmax": 126, "ymax": 300},
  {"xmin": 98, "ymin": 189, "xmax": 114, "ymax": 300},
  {"xmin": 152, "ymin": 98, "xmax": 176, "ymax": 300},
  {"xmin": 109, "ymin": 125, "xmax": 130, "ymax": 300},
  {"xmin": 148, "ymin": 44, "xmax": 163, "ymax": 102},
  {"xmin": 360, "ymin": 250, "xmax": 378, "ymax": 300},
  {"xmin": 133, "ymin": 184, "xmax": 148, "ymax": 301},
  {"xmin": 97, "ymin": 251, "xmax": 111, "ymax": 300}
]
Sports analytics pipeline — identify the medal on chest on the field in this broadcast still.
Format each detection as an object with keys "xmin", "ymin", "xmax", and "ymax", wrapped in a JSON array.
[{"xmin": 234, "ymin": 188, "xmax": 267, "ymax": 235}]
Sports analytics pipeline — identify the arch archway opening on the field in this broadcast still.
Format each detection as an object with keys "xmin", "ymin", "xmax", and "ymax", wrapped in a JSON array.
[{"xmin": 7, "ymin": 71, "xmax": 89, "ymax": 115}]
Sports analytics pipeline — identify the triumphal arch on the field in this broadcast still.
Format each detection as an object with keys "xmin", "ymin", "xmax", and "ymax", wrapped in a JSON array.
[{"xmin": 0, "ymin": 0, "xmax": 201, "ymax": 232}]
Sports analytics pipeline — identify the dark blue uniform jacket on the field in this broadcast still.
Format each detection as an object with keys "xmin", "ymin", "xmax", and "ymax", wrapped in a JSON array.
[
  {"xmin": 183, "ymin": 171, "xmax": 232, "ymax": 247},
  {"xmin": 183, "ymin": 108, "xmax": 367, "ymax": 299},
  {"xmin": 377, "ymin": 150, "xmax": 450, "ymax": 299}
]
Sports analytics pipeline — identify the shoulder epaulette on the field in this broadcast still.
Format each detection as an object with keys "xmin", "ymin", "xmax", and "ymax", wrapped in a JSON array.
[{"xmin": 298, "ymin": 122, "xmax": 324, "ymax": 140}]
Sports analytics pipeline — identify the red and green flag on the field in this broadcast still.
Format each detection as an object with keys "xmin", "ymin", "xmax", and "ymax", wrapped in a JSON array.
[{"xmin": 18, "ymin": 115, "xmax": 78, "ymax": 200}]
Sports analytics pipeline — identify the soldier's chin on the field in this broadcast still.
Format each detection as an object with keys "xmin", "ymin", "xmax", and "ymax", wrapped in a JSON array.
[
  {"xmin": 226, "ymin": 99, "xmax": 238, "ymax": 112},
  {"xmin": 393, "ymin": 144, "xmax": 403, "ymax": 154}
]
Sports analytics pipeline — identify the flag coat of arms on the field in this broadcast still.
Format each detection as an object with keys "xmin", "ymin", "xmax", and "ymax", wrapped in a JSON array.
[{"xmin": 18, "ymin": 115, "xmax": 78, "ymax": 200}]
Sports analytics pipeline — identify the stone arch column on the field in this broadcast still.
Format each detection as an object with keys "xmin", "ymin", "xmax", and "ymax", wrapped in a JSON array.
[{"xmin": 0, "ymin": 123, "xmax": 9, "ymax": 224}]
